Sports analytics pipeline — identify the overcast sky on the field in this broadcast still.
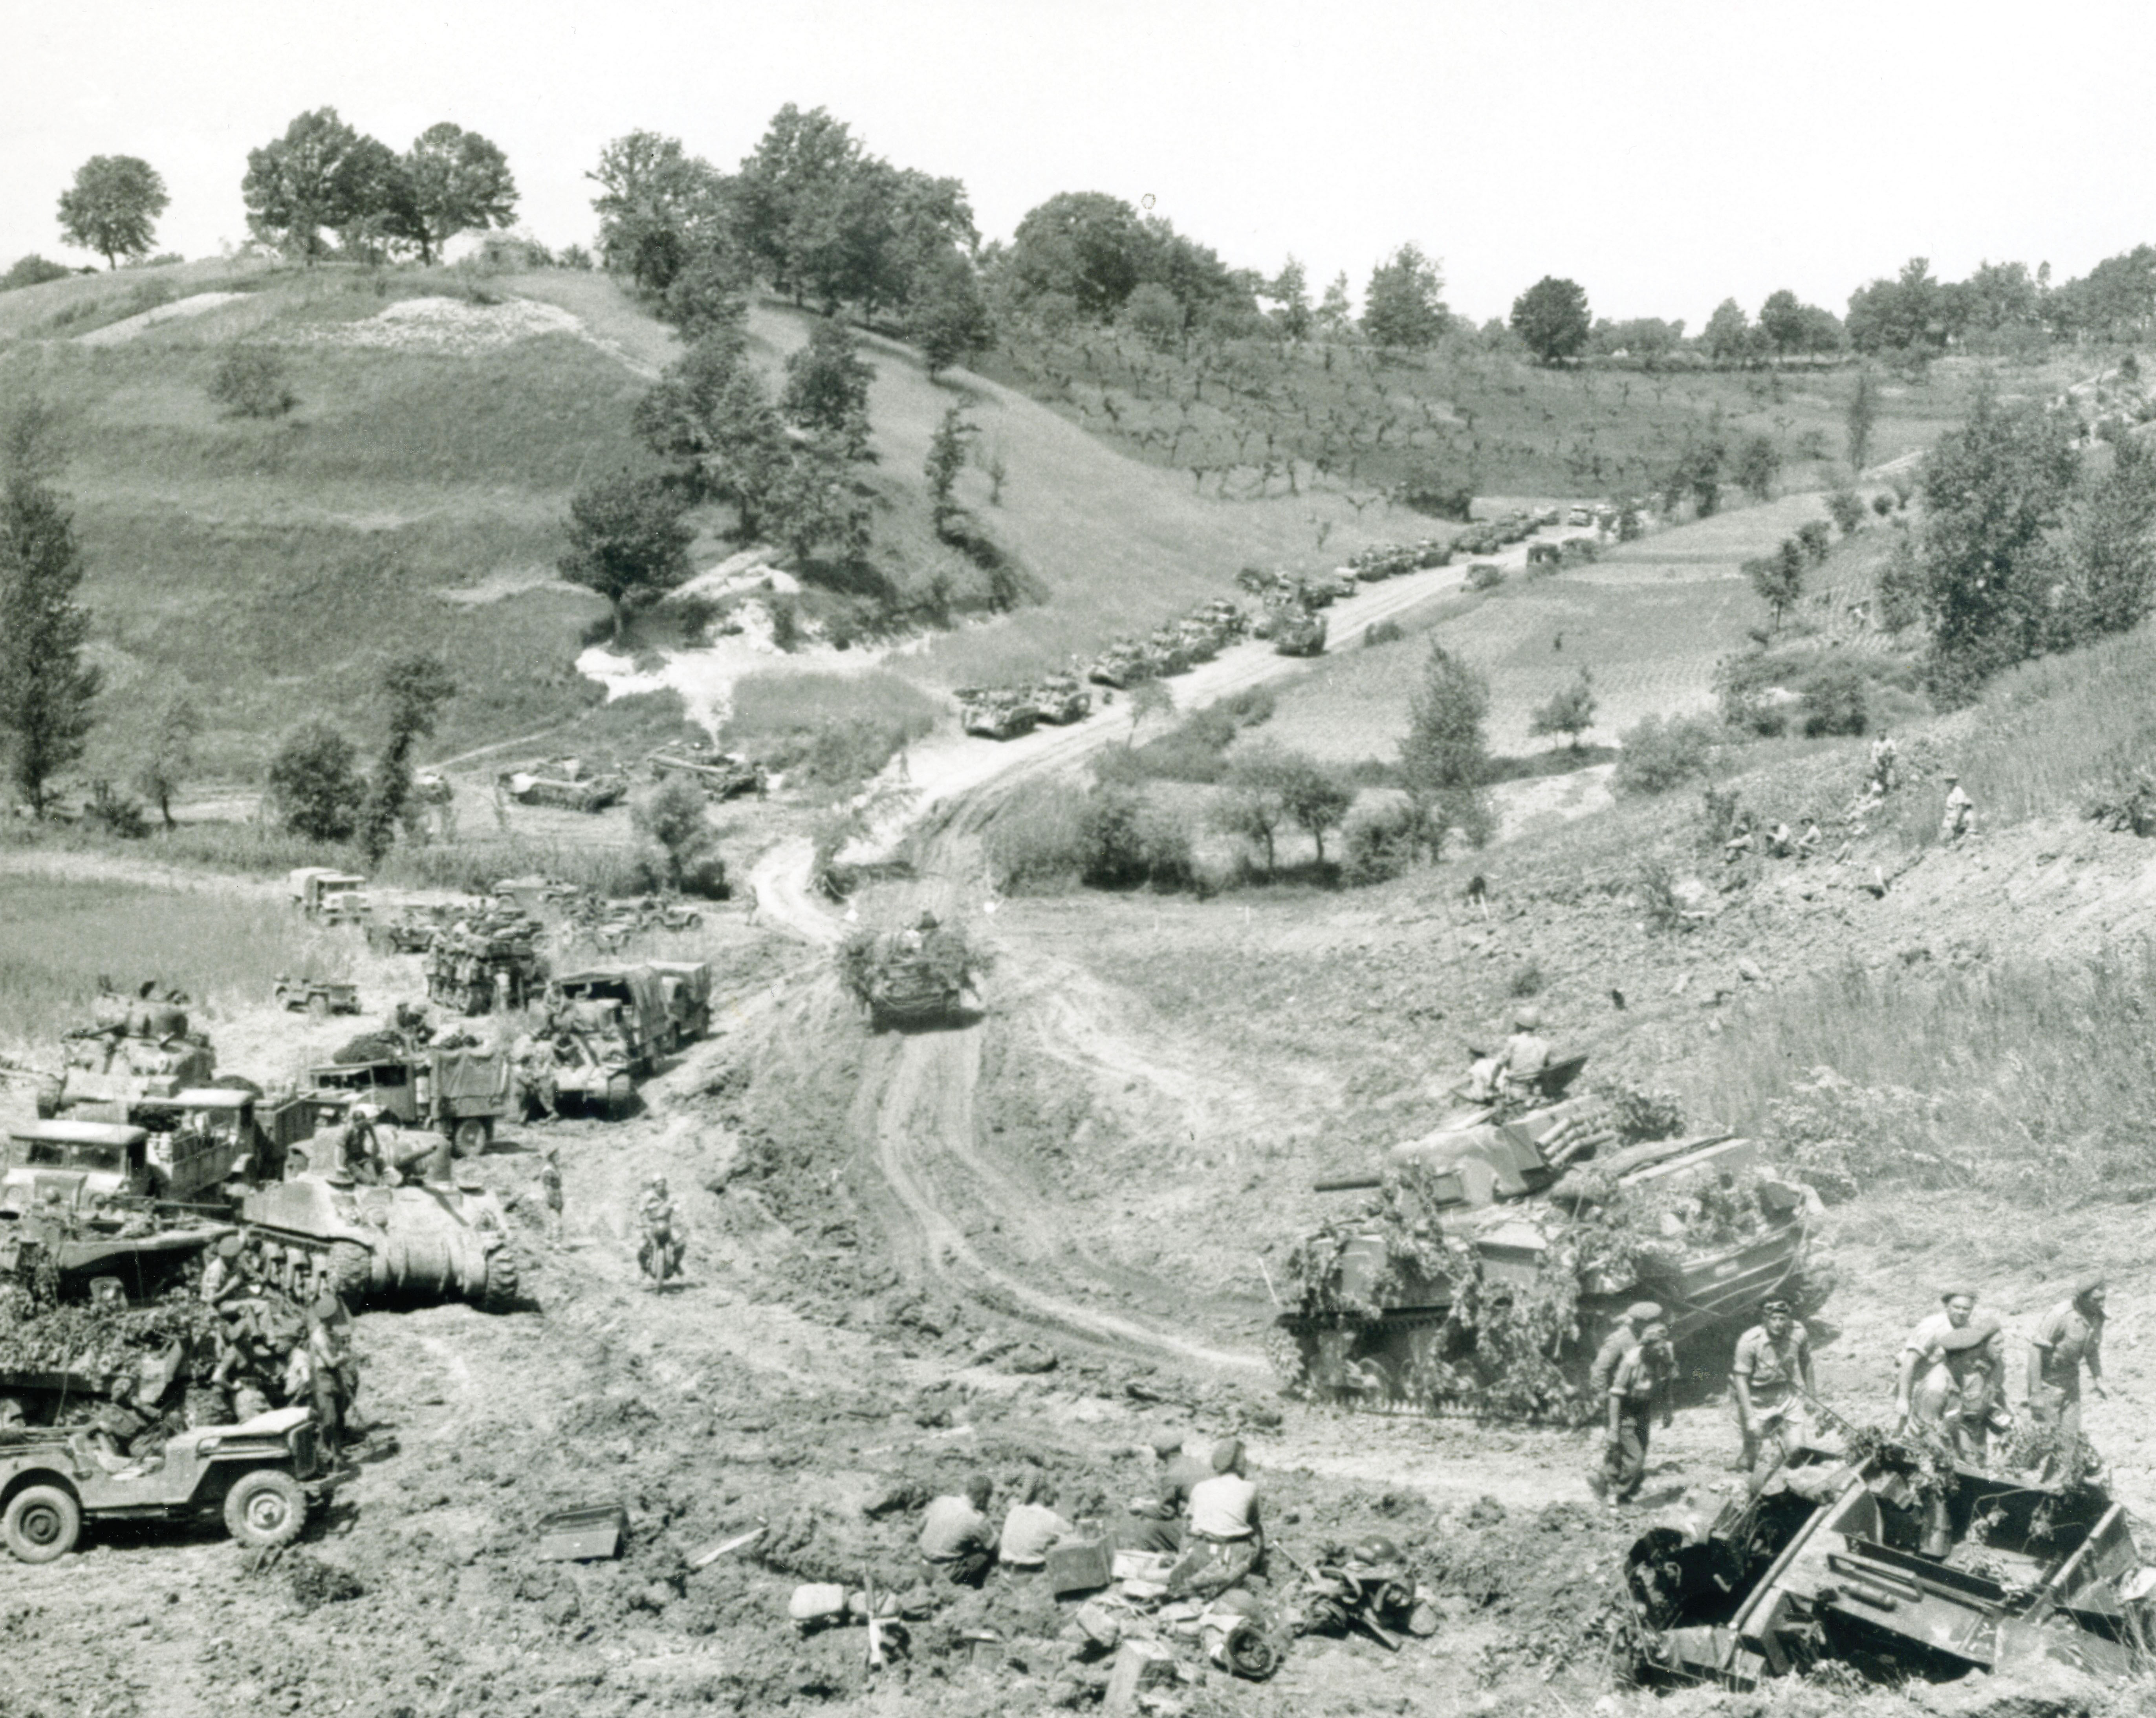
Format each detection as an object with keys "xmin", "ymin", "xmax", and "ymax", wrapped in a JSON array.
[{"xmin": 6, "ymin": 0, "xmax": 2154, "ymax": 329}]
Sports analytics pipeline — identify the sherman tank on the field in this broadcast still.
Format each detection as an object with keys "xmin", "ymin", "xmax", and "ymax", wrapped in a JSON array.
[
  {"xmin": 1278, "ymin": 1093, "xmax": 1828, "ymax": 1422},
  {"xmin": 1086, "ymin": 640, "xmax": 1161, "ymax": 689},
  {"xmin": 239, "ymin": 1144, "xmax": 520, "ymax": 1313},
  {"xmin": 958, "ymin": 688, "xmax": 1040, "ymax": 741},
  {"xmin": 1271, "ymin": 608, "xmax": 1328, "ymax": 656},
  {"xmin": 1023, "ymin": 675, "xmax": 1092, "ymax": 726},
  {"xmin": 38, "ymin": 990, "xmax": 217, "ymax": 1120}
]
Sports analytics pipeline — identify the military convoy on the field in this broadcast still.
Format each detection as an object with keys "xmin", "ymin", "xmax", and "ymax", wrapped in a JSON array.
[
  {"xmin": 1279, "ymin": 1090, "xmax": 1827, "ymax": 1421},
  {"xmin": 839, "ymin": 913, "xmax": 980, "ymax": 1030}
]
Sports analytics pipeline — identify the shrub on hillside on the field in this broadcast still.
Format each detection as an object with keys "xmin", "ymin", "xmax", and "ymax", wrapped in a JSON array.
[
  {"xmin": 1826, "ymin": 488, "xmax": 1865, "ymax": 536},
  {"xmin": 1467, "ymin": 562, "xmax": 1505, "ymax": 590},
  {"xmin": 1799, "ymin": 659, "xmax": 1870, "ymax": 736},
  {"xmin": 631, "ymin": 778, "xmax": 728, "ymax": 898},
  {"xmin": 1080, "ymin": 785, "xmax": 1194, "ymax": 890},
  {"xmin": 1612, "ymin": 713, "xmax": 1720, "ymax": 797},
  {"xmin": 1364, "ymin": 618, "xmax": 1405, "ymax": 648},
  {"xmin": 1341, "ymin": 796, "xmax": 1443, "ymax": 884},
  {"xmin": 1, "ymin": 255, "xmax": 73, "ymax": 292},
  {"xmin": 82, "ymin": 780, "xmax": 149, "ymax": 840},
  {"xmin": 1795, "ymin": 520, "xmax": 1832, "ymax": 564},
  {"xmin": 209, "ymin": 346, "xmax": 297, "ymax": 420},
  {"xmin": 1872, "ymin": 492, "xmax": 1895, "ymax": 518},
  {"xmin": 985, "ymin": 780, "xmax": 1090, "ymax": 893}
]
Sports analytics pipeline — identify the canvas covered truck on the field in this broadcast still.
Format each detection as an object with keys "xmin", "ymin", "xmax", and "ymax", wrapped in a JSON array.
[
  {"xmin": 0, "ymin": 1404, "xmax": 328, "ymax": 1562},
  {"xmin": 646, "ymin": 960, "xmax": 713, "ymax": 1050},
  {"xmin": 553, "ymin": 967, "xmax": 670, "ymax": 1075},
  {"xmin": 304, "ymin": 1045, "xmax": 514, "ymax": 1159},
  {"xmin": 288, "ymin": 868, "xmax": 370, "ymax": 924}
]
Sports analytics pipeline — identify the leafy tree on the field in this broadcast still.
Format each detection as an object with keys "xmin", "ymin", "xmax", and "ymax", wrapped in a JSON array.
[
  {"xmin": 1702, "ymin": 298, "xmax": 1755, "ymax": 365},
  {"xmin": 1876, "ymin": 532, "xmax": 1923, "ymax": 631},
  {"xmin": 587, "ymin": 130, "xmax": 726, "ymax": 291},
  {"xmin": 633, "ymin": 336, "xmax": 789, "ymax": 536},
  {"xmin": 1266, "ymin": 257, "xmax": 1312, "ymax": 340},
  {"xmin": 1268, "ymin": 750, "xmax": 1354, "ymax": 864},
  {"xmin": 781, "ymin": 318, "xmax": 874, "ymax": 459},
  {"xmin": 732, "ymin": 105, "xmax": 870, "ymax": 307},
  {"xmin": 1920, "ymin": 385, "xmax": 2080, "ymax": 695},
  {"xmin": 1795, "ymin": 520, "xmax": 1832, "ymax": 564},
  {"xmin": 242, "ymin": 108, "xmax": 385, "ymax": 264},
  {"xmin": 1746, "ymin": 541, "xmax": 1805, "ymax": 631},
  {"xmin": 1509, "ymin": 276, "xmax": 1591, "ymax": 364},
  {"xmin": 1589, "ymin": 316, "xmax": 1686, "ymax": 363},
  {"xmin": 906, "ymin": 249, "xmax": 993, "ymax": 377},
  {"xmin": 2052, "ymin": 434, "xmax": 2156, "ymax": 644},
  {"xmin": 1826, "ymin": 488, "xmax": 1865, "ymax": 536},
  {"xmin": 634, "ymin": 777, "xmax": 727, "ymax": 895},
  {"xmin": 324, "ymin": 133, "xmax": 412, "ymax": 261},
  {"xmin": 1004, "ymin": 191, "xmax": 1148, "ymax": 317},
  {"xmin": 1846, "ymin": 258, "xmax": 1956, "ymax": 368},
  {"xmin": 267, "ymin": 721, "xmax": 365, "ymax": 842},
  {"xmin": 1846, "ymin": 370, "xmax": 1879, "ymax": 474},
  {"xmin": 0, "ymin": 462, "xmax": 99, "ymax": 816},
  {"xmin": 2046, "ymin": 246, "xmax": 2156, "ymax": 343},
  {"xmin": 1399, "ymin": 640, "xmax": 1491, "ymax": 845},
  {"xmin": 1733, "ymin": 434, "xmax": 1780, "ymax": 502},
  {"xmin": 925, "ymin": 405, "xmax": 975, "ymax": 530},
  {"xmin": 1529, "ymin": 667, "xmax": 1597, "ymax": 751},
  {"xmin": 57, "ymin": 156, "xmax": 169, "ymax": 269},
  {"xmin": 395, "ymin": 123, "xmax": 517, "ymax": 264},
  {"xmin": 1799, "ymin": 660, "xmax": 1870, "ymax": 737},
  {"xmin": 1118, "ymin": 281, "xmax": 1184, "ymax": 352},
  {"xmin": 1962, "ymin": 260, "xmax": 2042, "ymax": 334},
  {"xmin": 133, "ymin": 695, "xmax": 200, "ymax": 828},
  {"xmin": 1214, "ymin": 750, "xmax": 1291, "ymax": 874},
  {"xmin": 557, "ymin": 470, "xmax": 696, "ymax": 642},
  {"xmin": 208, "ymin": 347, "xmax": 296, "ymax": 419},
  {"xmin": 1667, "ymin": 438, "xmax": 1726, "ymax": 517},
  {"xmin": 659, "ymin": 245, "xmax": 752, "ymax": 341},
  {"xmin": 2, "ymin": 255, "xmax": 74, "ymax": 292},
  {"xmin": 1315, "ymin": 272, "xmax": 1353, "ymax": 335},
  {"xmin": 768, "ymin": 434, "xmax": 871, "ymax": 567},
  {"xmin": 359, "ymin": 654, "xmax": 456, "ymax": 862},
  {"xmin": 1361, "ymin": 244, "xmax": 1447, "ymax": 350}
]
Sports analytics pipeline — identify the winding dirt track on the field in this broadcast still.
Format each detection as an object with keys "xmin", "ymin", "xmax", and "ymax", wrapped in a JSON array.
[{"xmin": 748, "ymin": 529, "xmax": 1558, "ymax": 1375}]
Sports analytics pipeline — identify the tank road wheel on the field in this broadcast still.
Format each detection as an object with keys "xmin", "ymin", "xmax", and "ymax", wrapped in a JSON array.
[
  {"xmin": 451, "ymin": 1118, "xmax": 491, "ymax": 1159},
  {"xmin": 5, "ymin": 1485, "xmax": 81, "ymax": 1564},
  {"xmin": 306, "ymin": 992, "xmax": 331, "ymax": 1021},
  {"xmin": 604, "ymin": 1074, "xmax": 634, "ymax": 1121},
  {"xmin": 480, "ymin": 1251, "xmax": 520, "ymax": 1314},
  {"xmin": 224, "ymin": 1470, "xmax": 307, "ymax": 1549},
  {"xmin": 326, "ymin": 1241, "xmax": 372, "ymax": 1300}
]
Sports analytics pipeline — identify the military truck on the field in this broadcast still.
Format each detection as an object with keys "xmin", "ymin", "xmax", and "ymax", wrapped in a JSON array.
[
  {"xmin": 554, "ymin": 967, "xmax": 670, "ymax": 1075},
  {"xmin": 0, "ymin": 1404, "xmax": 328, "ymax": 1562},
  {"xmin": 1279, "ymin": 1099, "xmax": 1826, "ymax": 1421},
  {"xmin": 288, "ymin": 868, "xmax": 369, "ymax": 924},
  {"xmin": 305, "ymin": 1044, "xmax": 513, "ymax": 1159},
  {"xmin": 0, "ymin": 1122, "xmax": 236, "ymax": 1299},
  {"xmin": 425, "ymin": 912, "xmax": 546, "ymax": 1015},
  {"xmin": 646, "ymin": 960, "xmax": 713, "ymax": 1050},
  {"xmin": 1626, "ymin": 1446, "xmax": 2152, "ymax": 1690}
]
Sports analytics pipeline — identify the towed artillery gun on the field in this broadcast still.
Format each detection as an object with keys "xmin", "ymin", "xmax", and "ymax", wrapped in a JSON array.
[{"xmin": 1279, "ymin": 1079, "xmax": 1827, "ymax": 1421}]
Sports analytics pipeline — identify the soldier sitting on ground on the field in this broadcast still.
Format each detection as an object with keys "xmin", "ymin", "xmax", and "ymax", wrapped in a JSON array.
[{"xmin": 918, "ymin": 1476, "xmax": 996, "ymax": 1587}]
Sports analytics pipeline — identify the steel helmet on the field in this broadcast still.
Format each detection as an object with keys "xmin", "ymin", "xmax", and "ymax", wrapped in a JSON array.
[
  {"xmin": 1353, "ymin": 1536, "xmax": 1401, "ymax": 1566},
  {"xmin": 1513, "ymin": 1006, "xmax": 1542, "ymax": 1031}
]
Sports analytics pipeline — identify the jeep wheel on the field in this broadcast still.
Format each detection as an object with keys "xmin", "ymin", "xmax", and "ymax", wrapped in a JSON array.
[
  {"xmin": 5, "ymin": 1485, "xmax": 81, "ymax": 1563},
  {"xmin": 451, "ymin": 1118, "xmax": 490, "ymax": 1159},
  {"xmin": 224, "ymin": 1469, "xmax": 306, "ymax": 1548},
  {"xmin": 604, "ymin": 1074, "xmax": 634, "ymax": 1121}
]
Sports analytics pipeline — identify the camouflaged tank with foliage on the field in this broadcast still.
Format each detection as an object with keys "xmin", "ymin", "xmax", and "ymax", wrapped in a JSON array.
[
  {"xmin": 1277, "ymin": 1096, "xmax": 1828, "ymax": 1421},
  {"xmin": 837, "ymin": 913, "xmax": 982, "ymax": 1029}
]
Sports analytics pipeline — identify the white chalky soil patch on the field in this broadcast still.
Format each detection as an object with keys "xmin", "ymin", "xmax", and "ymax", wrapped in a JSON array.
[{"xmin": 309, "ymin": 293, "xmax": 584, "ymax": 353}]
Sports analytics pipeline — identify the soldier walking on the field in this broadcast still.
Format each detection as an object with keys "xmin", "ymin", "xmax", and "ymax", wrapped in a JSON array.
[
  {"xmin": 1596, "ymin": 1320, "xmax": 1674, "ymax": 1506},
  {"xmin": 2028, "ymin": 1272, "xmax": 2108, "ymax": 1471},
  {"xmin": 1730, "ymin": 1296, "xmax": 1815, "ymax": 1474}
]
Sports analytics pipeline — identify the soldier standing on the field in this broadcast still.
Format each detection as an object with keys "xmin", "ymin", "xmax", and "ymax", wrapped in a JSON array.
[
  {"xmin": 1588, "ymin": 1302, "xmax": 1665, "ymax": 1402},
  {"xmin": 540, "ymin": 1146, "xmax": 564, "ymax": 1244},
  {"xmin": 520, "ymin": 1034, "xmax": 560, "ymax": 1122},
  {"xmin": 1940, "ymin": 774, "xmax": 1975, "ymax": 842},
  {"xmin": 1597, "ymin": 1321, "xmax": 1675, "ymax": 1506},
  {"xmin": 1730, "ymin": 1296, "xmax": 1815, "ymax": 1473},
  {"xmin": 2028, "ymin": 1272, "xmax": 2108, "ymax": 1462}
]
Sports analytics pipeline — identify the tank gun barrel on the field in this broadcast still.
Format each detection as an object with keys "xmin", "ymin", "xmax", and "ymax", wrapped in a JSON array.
[{"xmin": 1313, "ymin": 1175, "xmax": 1384, "ymax": 1193}]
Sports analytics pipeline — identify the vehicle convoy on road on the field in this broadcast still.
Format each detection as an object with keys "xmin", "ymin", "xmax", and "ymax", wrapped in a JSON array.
[
  {"xmin": 1625, "ymin": 1444, "xmax": 2155, "ymax": 1687},
  {"xmin": 0, "ymin": 1404, "xmax": 327, "ymax": 1563},
  {"xmin": 1278, "ymin": 1092, "xmax": 1826, "ymax": 1420}
]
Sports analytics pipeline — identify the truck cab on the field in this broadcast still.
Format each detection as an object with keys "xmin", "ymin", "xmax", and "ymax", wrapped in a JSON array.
[{"xmin": 0, "ymin": 1121, "xmax": 151, "ymax": 1214}]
